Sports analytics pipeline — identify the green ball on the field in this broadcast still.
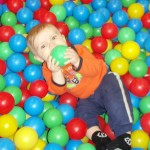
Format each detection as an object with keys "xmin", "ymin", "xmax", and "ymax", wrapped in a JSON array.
[
  {"xmin": 139, "ymin": 96, "xmax": 150, "ymax": 114},
  {"xmin": 47, "ymin": 126, "xmax": 69, "ymax": 147},
  {"xmin": 77, "ymin": 143, "xmax": 96, "ymax": 150},
  {"xmin": 133, "ymin": 107, "xmax": 140, "ymax": 124},
  {"xmin": 51, "ymin": 45, "xmax": 69, "ymax": 66},
  {"xmin": 0, "ymin": 75, "xmax": 6, "ymax": 91}
]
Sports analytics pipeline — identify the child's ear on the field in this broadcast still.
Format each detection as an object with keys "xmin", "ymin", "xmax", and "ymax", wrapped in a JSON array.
[{"xmin": 34, "ymin": 55, "xmax": 44, "ymax": 62}]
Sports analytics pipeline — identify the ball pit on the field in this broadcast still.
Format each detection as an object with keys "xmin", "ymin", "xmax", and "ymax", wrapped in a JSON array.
[{"xmin": 0, "ymin": 0, "xmax": 150, "ymax": 149}]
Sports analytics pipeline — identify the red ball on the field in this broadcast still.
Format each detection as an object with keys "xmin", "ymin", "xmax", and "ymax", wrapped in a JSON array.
[
  {"xmin": 101, "ymin": 23, "xmax": 118, "ymax": 39},
  {"xmin": 18, "ymin": 72, "xmax": 28, "ymax": 89},
  {"xmin": 40, "ymin": 0, "xmax": 51, "ymax": 10},
  {"xmin": 29, "ymin": 79, "xmax": 48, "ymax": 98},
  {"xmin": 0, "ymin": 0, "xmax": 8, "ymax": 4},
  {"xmin": 141, "ymin": 12, "xmax": 150, "ymax": 29},
  {"xmin": 55, "ymin": 22, "xmax": 69, "ymax": 37},
  {"xmin": 97, "ymin": 116, "xmax": 106, "ymax": 131},
  {"xmin": 121, "ymin": 72, "xmax": 134, "ymax": 90},
  {"xmin": 129, "ymin": 78, "xmax": 150, "ymax": 97},
  {"xmin": 0, "ymin": 59, "xmax": 6, "ymax": 75},
  {"xmin": 23, "ymin": 53, "xmax": 31, "ymax": 66},
  {"xmin": 40, "ymin": 11, "xmax": 57, "ymax": 25},
  {"xmin": 66, "ymin": 118, "xmax": 87, "ymax": 140},
  {"xmin": 93, "ymin": 52, "xmax": 104, "ymax": 60},
  {"xmin": 0, "ymin": 91, "xmax": 15, "ymax": 115},
  {"xmin": 91, "ymin": 36, "xmax": 108, "ymax": 53},
  {"xmin": 17, "ymin": 88, "xmax": 31, "ymax": 108},
  {"xmin": 59, "ymin": 92, "xmax": 78, "ymax": 109},
  {"xmin": 7, "ymin": 0, "xmax": 23, "ymax": 13},
  {"xmin": 140, "ymin": 113, "xmax": 150, "ymax": 134},
  {"xmin": 34, "ymin": 8, "xmax": 47, "ymax": 20},
  {"xmin": 144, "ymin": 67, "xmax": 150, "ymax": 84},
  {"xmin": 0, "ymin": 26, "xmax": 15, "ymax": 42},
  {"xmin": 80, "ymin": 0, "xmax": 92, "ymax": 4}
]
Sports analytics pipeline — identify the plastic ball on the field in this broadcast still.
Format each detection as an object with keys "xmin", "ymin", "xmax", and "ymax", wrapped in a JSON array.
[
  {"xmin": 118, "ymin": 27, "xmax": 135, "ymax": 44},
  {"xmin": 110, "ymin": 57, "xmax": 129, "ymax": 76},
  {"xmin": 121, "ymin": 0, "xmax": 136, "ymax": 8},
  {"xmin": 16, "ymin": 7, "xmax": 33, "ymax": 24},
  {"xmin": 14, "ymin": 127, "xmax": 38, "ymax": 150},
  {"xmin": 129, "ymin": 78, "xmax": 150, "ymax": 97},
  {"xmin": 73, "ymin": 4, "xmax": 89, "ymax": 22},
  {"xmin": 0, "ymin": 25, "xmax": 15, "ymax": 42},
  {"xmin": 129, "ymin": 92, "xmax": 140, "ymax": 108},
  {"xmin": 66, "ymin": 118, "xmax": 87, "ymax": 140},
  {"xmin": 43, "ymin": 108, "xmax": 63, "ymax": 128},
  {"xmin": 42, "ymin": 92, "xmax": 55, "ymax": 102},
  {"xmin": 56, "ymin": 22, "xmax": 69, "ymax": 37},
  {"xmin": 66, "ymin": 140, "xmax": 82, "ymax": 150},
  {"xmin": 0, "ymin": 138, "xmax": 15, "ymax": 150},
  {"xmin": 0, "ymin": 114, "xmax": 18, "ymax": 137},
  {"xmin": 91, "ymin": 0, "xmax": 107, "ymax": 10},
  {"xmin": 24, "ymin": 116, "xmax": 45, "ymax": 137},
  {"xmin": 104, "ymin": 49, "xmax": 121, "ymax": 66},
  {"xmin": 6, "ymin": 53, "xmax": 26, "ymax": 72},
  {"xmin": 91, "ymin": 36, "xmax": 108, "ymax": 53},
  {"xmin": 88, "ymin": 11, "xmax": 105, "ymax": 28},
  {"xmin": 18, "ymin": 72, "xmax": 28, "ymax": 89},
  {"xmin": 77, "ymin": 143, "xmax": 96, "ymax": 150},
  {"xmin": 129, "ymin": 59, "xmax": 148, "ymax": 78},
  {"xmin": 24, "ymin": 96, "xmax": 44, "ymax": 116},
  {"xmin": 133, "ymin": 107, "xmax": 140, "ymax": 124},
  {"xmin": 7, "ymin": 0, "xmax": 23, "ymax": 13},
  {"xmin": 101, "ymin": 22, "xmax": 118, "ymax": 40},
  {"xmin": 44, "ymin": 143, "xmax": 63, "ymax": 150},
  {"xmin": 59, "ymin": 92, "xmax": 78, "ymax": 109},
  {"xmin": 51, "ymin": 45, "xmax": 69, "ymax": 66},
  {"xmin": 0, "ymin": 59, "xmax": 6, "ymax": 75},
  {"xmin": 141, "ymin": 12, "xmax": 150, "ymax": 29},
  {"xmin": 29, "ymin": 79, "xmax": 48, "ymax": 98},
  {"xmin": 80, "ymin": 0, "xmax": 92, "ymax": 4},
  {"xmin": 68, "ymin": 28, "xmax": 86, "ymax": 44},
  {"xmin": 144, "ymin": 37, "xmax": 150, "ymax": 52},
  {"xmin": 132, "ymin": 119, "xmax": 142, "ymax": 131},
  {"xmin": 0, "ymin": 0, "xmax": 8, "ymax": 4},
  {"xmin": 112, "ymin": 10, "xmax": 128, "ymax": 27},
  {"xmin": 13, "ymin": 24, "xmax": 26, "ymax": 34},
  {"xmin": 4, "ymin": 72, "xmax": 21, "ymax": 87},
  {"xmin": 0, "ymin": 91, "xmax": 15, "ymax": 114},
  {"xmin": 140, "ymin": 113, "xmax": 150, "ymax": 134},
  {"xmin": 49, "ymin": 0, "xmax": 65, "ymax": 5},
  {"xmin": 23, "ymin": 64, "xmax": 42, "ymax": 82},
  {"xmin": 1, "ymin": 11, "xmax": 17, "ymax": 26},
  {"xmin": 47, "ymin": 126, "xmax": 69, "ymax": 147},
  {"xmin": 128, "ymin": 3, "xmax": 144, "ymax": 19},
  {"xmin": 82, "ymin": 39, "xmax": 93, "ymax": 53},
  {"xmin": 121, "ymin": 41, "xmax": 140, "ymax": 60},
  {"xmin": 26, "ymin": 0, "xmax": 41, "ymax": 12},
  {"xmin": 63, "ymin": 1, "xmax": 76, "ymax": 16},
  {"xmin": 139, "ymin": 96, "xmax": 150, "ymax": 114},
  {"xmin": 0, "ymin": 75, "xmax": 6, "ymax": 91},
  {"xmin": 50, "ymin": 5, "xmax": 66, "ymax": 22},
  {"xmin": 57, "ymin": 104, "xmax": 75, "ymax": 124},
  {"xmin": 131, "ymin": 130, "xmax": 149, "ymax": 149}
]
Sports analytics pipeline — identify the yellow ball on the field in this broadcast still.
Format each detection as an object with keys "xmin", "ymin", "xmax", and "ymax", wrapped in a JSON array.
[
  {"xmin": 131, "ymin": 130, "xmax": 149, "ymax": 149},
  {"xmin": 14, "ymin": 127, "xmax": 38, "ymax": 150},
  {"xmin": 103, "ymin": 40, "xmax": 113, "ymax": 54},
  {"xmin": 49, "ymin": 0, "xmax": 65, "ymax": 5},
  {"xmin": 121, "ymin": 41, "xmax": 140, "ymax": 60},
  {"xmin": 0, "ymin": 114, "xmax": 18, "ymax": 137},
  {"xmin": 128, "ymin": 3, "xmax": 144, "ymax": 19},
  {"xmin": 110, "ymin": 57, "xmax": 129, "ymax": 76},
  {"xmin": 81, "ymin": 136, "xmax": 89, "ymax": 143},
  {"xmin": 42, "ymin": 93, "xmax": 56, "ymax": 102},
  {"xmin": 82, "ymin": 39, "xmax": 93, "ymax": 53},
  {"xmin": 114, "ymin": 43, "xmax": 122, "ymax": 53},
  {"xmin": 32, "ymin": 139, "xmax": 46, "ymax": 150}
]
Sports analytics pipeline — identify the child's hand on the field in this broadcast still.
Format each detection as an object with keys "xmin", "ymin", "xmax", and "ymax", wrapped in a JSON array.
[
  {"xmin": 64, "ymin": 47, "xmax": 80, "ymax": 68},
  {"xmin": 46, "ymin": 56, "xmax": 61, "ymax": 72}
]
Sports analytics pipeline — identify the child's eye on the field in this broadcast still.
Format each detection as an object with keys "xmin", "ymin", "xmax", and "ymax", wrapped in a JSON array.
[
  {"xmin": 52, "ymin": 35, "xmax": 57, "ymax": 40},
  {"xmin": 41, "ymin": 45, "xmax": 45, "ymax": 49}
]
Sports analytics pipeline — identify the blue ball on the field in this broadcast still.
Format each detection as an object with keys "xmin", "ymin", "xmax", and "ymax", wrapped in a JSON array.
[
  {"xmin": 127, "ymin": 19, "xmax": 143, "ymax": 33},
  {"xmin": 107, "ymin": 0, "xmax": 122, "ymax": 14},
  {"xmin": 63, "ymin": 1, "xmax": 76, "ymax": 16},
  {"xmin": 112, "ymin": 10, "xmax": 128, "ymax": 27},
  {"xmin": 129, "ymin": 92, "xmax": 140, "ymax": 108},
  {"xmin": 144, "ymin": 37, "xmax": 150, "ymax": 52},
  {"xmin": 91, "ymin": 0, "xmax": 107, "ymax": 10},
  {"xmin": 44, "ymin": 143, "xmax": 63, "ymax": 150},
  {"xmin": 24, "ymin": 116, "xmax": 45, "ymax": 137},
  {"xmin": 4, "ymin": 72, "xmax": 21, "ymax": 87},
  {"xmin": 132, "ymin": 120, "xmax": 142, "ymax": 131},
  {"xmin": 26, "ymin": 19, "xmax": 40, "ymax": 33},
  {"xmin": 88, "ymin": 11, "xmax": 105, "ymax": 28},
  {"xmin": 137, "ymin": 0, "xmax": 149, "ymax": 13},
  {"xmin": 68, "ymin": 28, "xmax": 86, "ymax": 44},
  {"xmin": 24, "ymin": 96, "xmax": 44, "ymax": 116},
  {"xmin": 146, "ymin": 56, "xmax": 150, "ymax": 66},
  {"xmin": 6, "ymin": 53, "xmax": 26, "ymax": 72},
  {"xmin": 57, "ymin": 104, "xmax": 75, "ymax": 124},
  {"xmin": 25, "ymin": 0, "xmax": 41, "ymax": 12},
  {"xmin": 97, "ymin": 8, "xmax": 110, "ymax": 22},
  {"xmin": 17, "ymin": 7, "xmax": 33, "ymax": 24},
  {"xmin": 23, "ymin": 64, "xmax": 42, "ymax": 82},
  {"xmin": 9, "ymin": 34, "xmax": 27, "ymax": 52},
  {"xmin": 0, "ymin": 138, "xmax": 15, "ymax": 150},
  {"xmin": 73, "ymin": 5, "xmax": 89, "ymax": 22},
  {"xmin": 66, "ymin": 140, "xmax": 82, "ymax": 150}
]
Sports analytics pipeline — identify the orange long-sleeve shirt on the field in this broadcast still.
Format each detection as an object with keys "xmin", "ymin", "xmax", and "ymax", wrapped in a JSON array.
[{"xmin": 42, "ymin": 45, "xmax": 108, "ymax": 99}]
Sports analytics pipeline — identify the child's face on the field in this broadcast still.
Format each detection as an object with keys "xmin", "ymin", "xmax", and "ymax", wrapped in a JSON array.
[{"xmin": 33, "ymin": 26, "xmax": 67, "ymax": 62}]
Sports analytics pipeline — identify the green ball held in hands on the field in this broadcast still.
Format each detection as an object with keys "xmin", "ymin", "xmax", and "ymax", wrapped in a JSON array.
[{"xmin": 51, "ymin": 45, "xmax": 69, "ymax": 67}]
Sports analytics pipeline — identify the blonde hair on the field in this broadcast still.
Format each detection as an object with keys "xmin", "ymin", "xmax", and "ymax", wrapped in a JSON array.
[{"xmin": 26, "ymin": 23, "xmax": 57, "ymax": 53}]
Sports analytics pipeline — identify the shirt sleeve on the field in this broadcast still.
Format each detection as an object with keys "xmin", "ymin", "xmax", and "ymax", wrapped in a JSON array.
[{"xmin": 42, "ymin": 63, "xmax": 67, "ymax": 95}]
